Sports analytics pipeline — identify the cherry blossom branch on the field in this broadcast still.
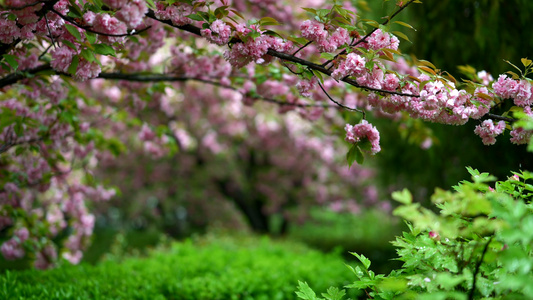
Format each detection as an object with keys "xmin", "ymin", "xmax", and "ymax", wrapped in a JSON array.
[
  {"xmin": 0, "ymin": 65, "xmax": 519, "ymax": 123},
  {"xmin": 267, "ymin": 49, "xmax": 418, "ymax": 97},
  {"xmin": 145, "ymin": 9, "xmax": 419, "ymax": 98}
]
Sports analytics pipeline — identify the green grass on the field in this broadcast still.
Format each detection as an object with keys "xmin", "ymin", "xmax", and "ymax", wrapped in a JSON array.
[{"xmin": 0, "ymin": 234, "xmax": 360, "ymax": 299}]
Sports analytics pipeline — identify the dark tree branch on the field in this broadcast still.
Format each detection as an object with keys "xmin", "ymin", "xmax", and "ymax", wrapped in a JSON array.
[
  {"xmin": 484, "ymin": 113, "xmax": 517, "ymax": 123},
  {"xmin": 267, "ymin": 49, "xmax": 418, "ymax": 97},
  {"xmin": 1, "ymin": 64, "xmax": 524, "ymax": 123},
  {"xmin": 146, "ymin": 10, "xmax": 201, "ymax": 36},
  {"xmin": 0, "ymin": 64, "xmax": 52, "ymax": 88}
]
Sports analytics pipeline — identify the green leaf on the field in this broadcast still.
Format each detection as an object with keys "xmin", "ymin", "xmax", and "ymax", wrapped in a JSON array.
[
  {"xmin": 521, "ymin": 58, "xmax": 532, "ymax": 67},
  {"xmin": 259, "ymin": 17, "xmax": 280, "ymax": 26},
  {"xmin": 186, "ymin": 13, "xmax": 204, "ymax": 22},
  {"xmin": 13, "ymin": 120, "xmax": 23, "ymax": 136},
  {"xmin": 62, "ymin": 40, "xmax": 78, "ymax": 51},
  {"xmin": 505, "ymin": 71, "xmax": 520, "ymax": 80},
  {"xmin": 350, "ymin": 252, "xmax": 371, "ymax": 269},
  {"xmin": 301, "ymin": 7, "xmax": 317, "ymax": 15},
  {"xmin": 68, "ymin": 55, "xmax": 79, "ymax": 76},
  {"xmin": 322, "ymin": 286, "xmax": 345, "ymax": 300},
  {"xmin": 311, "ymin": 69, "xmax": 324, "ymax": 83},
  {"xmin": 65, "ymin": 23, "xmax": 82, "ymax": 41},
  {"xmin": 295, "ymin": 281, "xmax": 319, "ymax": 300},
  {"xmin": 391, "ymin": 188, "xmax": 412, "ymax": 205},
  {"xmin": 85, "ymin": 32, "xmax": 97, "ymax": 44},
  {"xmin": 93, "ymin": 44, "xmax": 116, "ymax": 56},
  {"xmin": 394, "ymin": 21, "xmax": 416, "ymax": 31},
  {"xmin": 213, "ymin": 5, "xmax": 229, "ymax": 19},
  {"xmin": 346, "ymin": 143, "xmax": 364, "ymax": 167},
  {"xmin": 361, "ymin": 19, "xmax": 379, "ymax": 28},
  {"xmin": 392, "ymin": 31, "xmax": 410, "ymax": 43},
  {"xmin": 67, "ymin": 4, "xmax": 83, "ymax": 18},
  {"xmin": 287, "ymin": 36, "xmax": 309, "ymax": 45},
  {"xmin": 320, "ymin": 53, "xmax": 335, "ymax": 60},
  {"xmin": 2, "ymin": 54, "xmax": 18, "ymax": 70},
  {"xmin": 144, "ymin": 0, "xmax": 156, "ymax": 10},
  {"xmin": 80, "ymin": 48, "xmax": 95, "ymax": 63}
]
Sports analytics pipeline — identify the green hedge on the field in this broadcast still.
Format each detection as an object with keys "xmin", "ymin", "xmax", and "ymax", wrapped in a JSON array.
[{"xmin": 0, "ymin": 235, "xmax": 359, "ymax": 299}]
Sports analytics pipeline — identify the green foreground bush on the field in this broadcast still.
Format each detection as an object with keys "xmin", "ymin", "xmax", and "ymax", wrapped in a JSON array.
[
  {"xmin": 297, "ymin": 168, "xmax": 533, "ymax": 299},
  {"xmin": 0, "ymin": 235, "xmax": 359, "ymax": 300}
]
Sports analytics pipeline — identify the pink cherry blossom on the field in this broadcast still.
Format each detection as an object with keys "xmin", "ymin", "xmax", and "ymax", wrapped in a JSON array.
[
  {"xmin": 201, "ymin": 20, "xmax": 232, "ymax": 46},
  {"xmin": 345, "ymin": 120, "xmax": 381, "ymax": 154},
  {"xmin": 474, "ymin": 119, "xmax": 506, "ymax": 145}
]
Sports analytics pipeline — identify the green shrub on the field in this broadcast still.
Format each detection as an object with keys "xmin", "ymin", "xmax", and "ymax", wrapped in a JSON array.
[
  {"xmin": 297, "ymin": 168, "xmax": 533, "ymax": 299},
  {"xmin": 0, "ymin": 234, "xmax": 358, "ymax": 299}
]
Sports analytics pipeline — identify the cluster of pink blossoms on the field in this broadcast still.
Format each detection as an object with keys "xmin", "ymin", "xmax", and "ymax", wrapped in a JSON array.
[
  {"xmin": 154, "ymin": 1, "xmax": 193, "ymax": 26},
  {"xmin": 331, "ymin": 52, "xmax": 367, "ymax": 80},
  {"xmin": 296, "ymin": 77, "xmax": 317, "ymax": 97},
  {"xmin": 345, "ymin": 120, "xmax": 381, "ymax": 154},
  {"xmin": 138, "ymin": 124, "xmax": 170, "ymax": 158},
  {"xmin": 300, "ymin": 20, "xmax": 350, "ymax": 52},
  {"xmin": 492, "ymin": 75, "xmax": 533, "ymax": 107},
  {"xmin": 223, "ymin": 24, "xmax": 293, "ymax": 68},
  {"xmin": 474, "ymin": 119, "xmax": 506, "ymax": 145},
  {"xmin": 368, "ymin": 77, "xmax": 491, "ymax": 126},
  {"xmin": 510, "ymin": 107, "xmax": 533, "ymax": 145},
  {"xmin": 201, "ymin": 20, "xmax": 232, "ymax": 46},
  {"xmin": 361, "ymin": 29, "xmax": 400, "ymax": 51},
  {"xmin": 102, "ymin": 0, "xmax": 148, "ymax": 28},
  {"xmin": 50, "ymin": 46, "xmax": 101, "ymax": 81},
  {"xmin": 89, "ymin": 13, "xmax": 128, "ymax": 44}
]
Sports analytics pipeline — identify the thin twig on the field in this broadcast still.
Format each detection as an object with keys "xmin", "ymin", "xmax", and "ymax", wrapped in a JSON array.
[
  {"xmin": 44, "ymin": 13, "xmax": 56, "ymax": 49},
  {"xmin": 316, "ymin": 76, "xmax": 365, "ymax": 116},
  {"xmin": 292, "ymin": 41, "xmax": 312, "ymax": 56}
]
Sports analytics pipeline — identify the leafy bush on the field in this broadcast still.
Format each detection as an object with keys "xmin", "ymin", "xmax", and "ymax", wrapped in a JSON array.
[
  {"xmin": 0, "ymin": 234, "xmax": 358, "ymax": 299},
  {"xmin": 297, "ymin": 168, "xmax": 533, "ymax": 299}
]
